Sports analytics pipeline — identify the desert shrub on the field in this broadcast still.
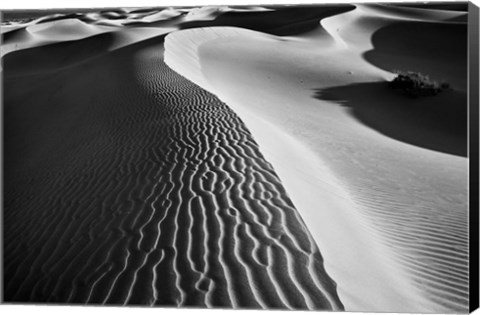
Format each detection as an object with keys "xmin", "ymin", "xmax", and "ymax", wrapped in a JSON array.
[{"xmin": 388, "ymin": 71, "xmax": 449, "ymax": 98}]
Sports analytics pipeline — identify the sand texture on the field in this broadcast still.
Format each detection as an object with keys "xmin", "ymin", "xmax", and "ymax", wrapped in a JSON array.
[
  {"xmin": 164, "ymin": 4, "xmax": 468, "ymax": 313},
  {"xmin": 2, "ymin": 3, "xmax": 470, "ymax": 313},
  {"xmin": 3, "ymin": 25, "xmax": 341, "ymax": 310}
]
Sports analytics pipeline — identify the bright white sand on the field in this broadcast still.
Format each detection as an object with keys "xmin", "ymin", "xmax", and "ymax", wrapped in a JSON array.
[{"xmin": 165, "ymin": 4, "xmax": 468, "ymax": 312}]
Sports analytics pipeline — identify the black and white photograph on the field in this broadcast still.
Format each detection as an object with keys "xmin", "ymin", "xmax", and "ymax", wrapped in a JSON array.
[{"xmin": 1, "ymin": 0, "xmax": 479, "ymax": 314}]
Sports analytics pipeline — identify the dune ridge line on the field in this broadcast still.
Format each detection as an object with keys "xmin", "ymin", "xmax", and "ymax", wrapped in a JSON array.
[{"xmin": 164, "ymin": 3, "xmax": 468, "ymax": 312}]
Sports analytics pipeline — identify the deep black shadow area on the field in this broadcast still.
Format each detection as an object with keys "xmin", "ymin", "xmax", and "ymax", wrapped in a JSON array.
[
  {"xmin": 3, "ymin": 33, "xmax": 116, "ymax": 76},
  {"xmin": 363, "ymin": 21, "xmax": 467, "ymax": 90},
  {"xmin": 314, "ymin": 81, "xmax": 467, "ymax": 157},
  {"xmin": 387, "ymin": 2, "xmax": 468, "ymax": 11}
]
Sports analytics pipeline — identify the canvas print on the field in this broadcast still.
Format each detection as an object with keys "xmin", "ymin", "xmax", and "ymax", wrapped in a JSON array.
[{"xmin": 1, "ymin": 1, "xmax": 477, "ymax": 313}]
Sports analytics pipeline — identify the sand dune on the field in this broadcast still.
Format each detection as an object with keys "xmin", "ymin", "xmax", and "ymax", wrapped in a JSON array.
[
  {"xmin": 139, "ymin": 8, "xmax": 183, "ymax": 22},
  {"xmin": 2, "ymin": 26, "xmax": 174, "ymax": 68},
  {"xmin": 26, "ymin": 18, "xmax": 107, "ymax": 39},
  {"xmin": 2, "ymin": 3, "xmax": 470, "ymax": 313},
  {"xmin": 363, "ymin": 3, "xmax": 468, "ymax": 21},
  {"xmin": 164, "ymin": 4, "xmax": 468, "ymax": 313},
  {"xmin": 1, "ymin": 5, "xmax": 281, "ymax": 56},
  {"xmin": 1, "ymin": 19, "xmax": 116, "ymax": 57},
  {"xmin": 3, "ymin": 12, "xmax": 342, "ymax": 310},
  {"xmin": 179, "ymin": 4, "xmax": 355, "ymax": 36}
]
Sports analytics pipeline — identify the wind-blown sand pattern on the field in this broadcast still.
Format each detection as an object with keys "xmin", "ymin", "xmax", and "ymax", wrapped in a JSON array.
[
  {"xmin": 2, "ymin": 3, "xmax": 470, "ymax": 313},
  {"xmin": 3, "ymin": 21, "xmax": 342, "ymax": 309},
  {"xmin": 164, "ymin": 4, "xmax": 469, "ymax": 313}
]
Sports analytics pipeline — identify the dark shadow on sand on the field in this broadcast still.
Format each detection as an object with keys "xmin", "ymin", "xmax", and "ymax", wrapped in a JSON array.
[
  {"xmin": 363, "ymin": 21, "xmax": 467, "ymax": 90},
  {"xmin": 314, "ymin": 82, "xmax": 467, "ymax": 157},
  {"xmin": 386, "ymin": 2, "xmax": 468, "ymax": 11},
  {"xmin": 3, "ymin": 32, "xmax": 168, "ymax": 77}
]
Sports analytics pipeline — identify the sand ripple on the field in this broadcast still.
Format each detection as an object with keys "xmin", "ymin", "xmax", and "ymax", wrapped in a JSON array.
[
  {"xmin": 4, "ymin": 37, "xmax": 342, "ymax": 310},
  {"xmin": 163, "ymin": 11, "xmax": 469, "ymax": 311}
]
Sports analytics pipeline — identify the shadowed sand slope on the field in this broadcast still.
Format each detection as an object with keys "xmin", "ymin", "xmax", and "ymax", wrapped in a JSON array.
[
  {"xmin": 3, "ymin": 28, "xmax": 173, "ymax": 74},
  {"xmin": 364, "ymin": 20, "xmax": 467, "ymax": 91},
  {"xmin": 1, "ymin": 19, "xmax": 116, "ymax": 57},
  {"xmin": 3, "ymin": 30, "xmax": 342, "ymax": 309},
  {"xmin": 390, "ymin": 2, "xmax": 468, "ymax": 11},
  {"xmin": 315, "ymin": 82, "xmax": 467, "ymax": 157}
]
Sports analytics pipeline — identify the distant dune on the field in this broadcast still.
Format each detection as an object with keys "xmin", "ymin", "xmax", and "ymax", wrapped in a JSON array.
[{"xmin": 2, "ymin": 3, "xmax": 470, "ymax": 313}]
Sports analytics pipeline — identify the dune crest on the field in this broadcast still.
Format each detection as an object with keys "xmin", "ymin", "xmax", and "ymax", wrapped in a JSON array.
[{"xmin": 164, "ymin": 4, "xmax": 468, "ymax": 313}]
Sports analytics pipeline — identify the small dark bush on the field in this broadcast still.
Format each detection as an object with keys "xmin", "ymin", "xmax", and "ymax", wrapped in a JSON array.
[{"xmin": 388, "ymin": 71, "xmax": 449, "ymax": 98}]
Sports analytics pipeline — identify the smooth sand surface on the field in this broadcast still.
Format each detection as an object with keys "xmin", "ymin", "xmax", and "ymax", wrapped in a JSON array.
[
  {"xmin": 3, "ymin": 3, "xmax": 469, "ymax": 312},
  {"xmin": 165, "ymin": 4, "xmax": 468, "ymax": 313},
  {"xmin": 3, "ymin": 7, "xmax": 343, "ymax": 310}
]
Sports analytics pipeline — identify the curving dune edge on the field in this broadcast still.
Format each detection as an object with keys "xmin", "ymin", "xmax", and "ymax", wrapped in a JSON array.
[{"xmin": 164, "ymin": 4, "xmax": 468, "ymax": 313}]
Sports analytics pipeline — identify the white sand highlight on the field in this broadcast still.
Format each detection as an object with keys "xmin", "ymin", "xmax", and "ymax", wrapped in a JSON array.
[
  {"xmin": 166, "ymin": 26, "xmax": 421, "ymax": 312},
  {"xmin": 165, "ymin": 4, "xmax": 468, "ymax": 312}
]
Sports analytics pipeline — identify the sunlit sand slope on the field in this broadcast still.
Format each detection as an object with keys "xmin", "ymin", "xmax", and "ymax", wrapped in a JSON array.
[{"xmin": 164, "ymin": 4, "xmax": 468, "ymax": 313}]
